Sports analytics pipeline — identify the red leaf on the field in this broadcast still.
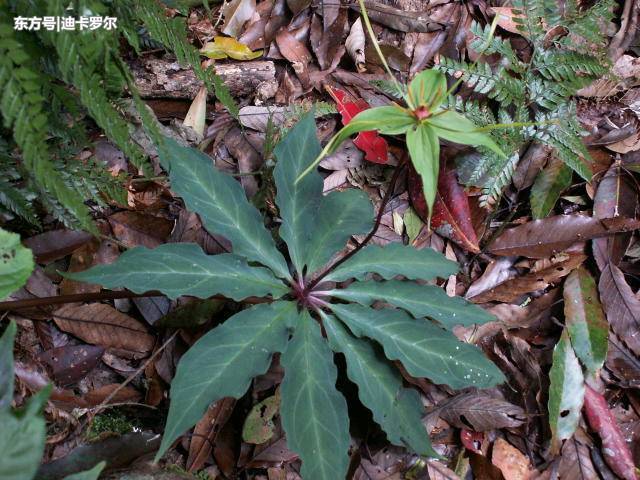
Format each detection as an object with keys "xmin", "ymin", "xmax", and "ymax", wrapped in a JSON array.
[
  {"xmin": 408, "ymin": 164, "xmax": 480, "ymax": 253},
  {"xmin": 326, "ymin": 86, "xmax": 388, "ymax": 164},
  {"xmin": 583, "ymin": 384, "xmax": 638, "ymax": 480}
]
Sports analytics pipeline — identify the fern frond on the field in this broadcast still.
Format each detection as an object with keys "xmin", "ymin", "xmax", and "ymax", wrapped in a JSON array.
[
  {"xmin": 479, "ymin": 152, "xmax": 520, "ymax": 209},
  {"xmin": 0, "ymin": 178, "xmax": 39, "ymax": 226},
  {"xmin": 536, "ymin": 50, "xmax": 608, "ymax": 83},
  {"xmin": 469, "ymin": 21, "xmax": 525, "ymax": 73},
  {"xmin": 560, "ymin": 0, "xmax": 615, "ymax": 49},
  {"xmin": 369, "ymin": 79, "xmax": 405, "ymax": 100},
  {"xmin": 0, "ymin": 17, "xmax": 94, "ymax": 231},
  {"xmin": 437, "ymin": 57, "xmax": 525, "ymax": 106}
]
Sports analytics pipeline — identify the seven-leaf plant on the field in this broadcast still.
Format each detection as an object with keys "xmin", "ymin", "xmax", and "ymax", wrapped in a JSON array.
[
  {"xmin": 68, "ymin": 113, "xmax": 505, "ymax": 480},
  {"xmin": 297, "ymin": 69, "xmax": 505, "ymax": 224}
]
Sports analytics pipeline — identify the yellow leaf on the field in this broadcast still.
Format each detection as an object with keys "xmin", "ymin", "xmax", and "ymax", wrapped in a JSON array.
[{"xmin": 200, "ymin": 37, "xmax": 263, "ymax": 61}]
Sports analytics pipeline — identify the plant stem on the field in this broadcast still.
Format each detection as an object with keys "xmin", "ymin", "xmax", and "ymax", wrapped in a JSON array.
[{"xmin": 305, "ymin": 162, "xmax": 405, "ymax": 292}]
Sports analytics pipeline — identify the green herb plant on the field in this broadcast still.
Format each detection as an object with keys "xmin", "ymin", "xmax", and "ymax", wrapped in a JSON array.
[{"xmin": 69, "ymin": 114, "xmax": 504, "ymax": 479}]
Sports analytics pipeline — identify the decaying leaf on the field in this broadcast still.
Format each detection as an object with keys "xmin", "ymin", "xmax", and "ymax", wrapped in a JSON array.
[
  {"xmin": 108, "ymin": 211, "xmax": 173, "ymax": 249},
  {"xmin": 548, "ymin": 330, "xmax": 584, "ymax": 454},
  {"xmin": 435, "ymin": 392, "xmax": 526, "ymax": 431},
  {"xmin": 558, "ymin": 428, "xmax": 598, "ymax": 480},
  {"xmin": 183, "ymin": 86, "xmax": 207, "ymax": 137},
  {"xmin": 221, "ymin": 0, "xmax": 256, "ymax": 38},
  {"xmin": 39, "ymin": 345, "xmax": 104, "ymax": 387},
  {"xmin": 243, "ymin": 390, "xmax": 280, "ymax": 444},
  {"xmin": 53, "ymin": 303, "xmax": 155, "ymax": 354},
  {"xmin": 583, "ymin": 384, "xmax": 638, "ymax": 480},
  {"xmin": 187, "ymin": 397, "xmax": 236, "ymax": 472}
]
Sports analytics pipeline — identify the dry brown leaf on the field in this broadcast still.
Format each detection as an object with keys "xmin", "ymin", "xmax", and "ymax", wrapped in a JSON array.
[
  {"xmin": 53, "ymin": 303, "xmax": 155, "ymax": 354},
  {"xmin": 426, "ymin": 459, "xmax": 461, "ymax": 480},
  {"xmin": 435, "ymin": 392, "xmax": 526, "ymax": 431},
  {"xmin": 470, "ymin": 254, "xmax": 586, "ymax": 303},
  {"xmin": 187, "ymin": 397, "xmax": 236, "ymax": 472},
  {"xmin": 183, "ymin": 86, "xmax": 207, "ymax": 137},
  {"xmin": 558, "ymin": 428, "xmax": 598, "ymax": 480},
  {"xmin": 491, "ymin": 7, "xmax": 526, "ymax": 36},
  {"xmin": 221, "ymin": 0, "xmax": 256, "ymax": 38},
  {"xmin": 23, "ymin": 229, "xmax": 93, "ymax": 264},
  {"xmin": 108, "ymin": 211, "xmax": 173, "ymax": 249},
  {"xmin": 491, "ymin": 438, "xmax": 534, "ymax": 480},
  {"xmin": 489, "ymin": 214, "xmax": 640, "ymax": 258},
  {"xmin": 59, "ymin": 239, "xmax": 102, "ymax": 296}
]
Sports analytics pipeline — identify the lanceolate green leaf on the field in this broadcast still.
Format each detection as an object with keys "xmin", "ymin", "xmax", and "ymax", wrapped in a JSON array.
[
  {"xmin": 329, "ymin": 280, "xmax": 494, "ymax": 328},
  {"xmin": 407, "ymin": 69, "xmax": 447, "ymax": 110},
  {"xmin": 331, "ymin": 304, "xmax": 504, "ymax": 389},
  {"xmin": 305, "ymin": 189, "xmax": 374, "ymax": 273},
  {"xmin": 531, "ymin": 158, "xmax": 572, "ymax": 219},
  {"xmin": 274, "ymin": 112, "xmax": 323, "ymax": 275},
  {"xmin": 548, "ymin": 329, "xmax": 584, "ymax": 454},
  {"xmin": 0, "ymin": 228, "xmax": 34, "ymax": 301},
  {"xmin": 324, "ymin": 243, "xmax": 458, "ymax": 282},
  {"xmin": 0, "ymin": 321, "xmax": 16, "ymax": 410},
  {"xmin": 0, "ymin": 411, "xmax": 46, "ymax": 480},
  {"xmin": 563, "ymin": 266, "xmax": 608, "ymax": 378},
  {"xmin": 322, "ymin": 313, "xmax": 438, "ymax": 457},
  {"xmin": 407, "ymin": 123, "xmax": 440, "ymax": 221},
  {"xmin": 158, "ymin": 138, "xmax": 290, "ymax": 279},
  {"xmin": 428, "ymin": 110, "xmax": 505, "ymax": 158},
  {"xmin": 157, "ymin": 301, "xmax": 298, "ymax": 460},
  {"xmin": 67, "ymin": 243, "xmax": 288, "ymax": 301},
  {"xmin": 280, "ymin": 310, "xmax": 350, "ymax": 480}
]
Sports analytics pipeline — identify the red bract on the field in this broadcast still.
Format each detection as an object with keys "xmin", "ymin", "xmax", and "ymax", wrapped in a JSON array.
[
  {"xmin": 408, "ymin": 165, "xmax": 481, "ymax": 253},
  {"xmin": 583, "ymin": 384, "xmax": 638, "ymax": 480},
  {"xmin": 326, "ymin": 86, "xmax": 388, "ymax": 164}
]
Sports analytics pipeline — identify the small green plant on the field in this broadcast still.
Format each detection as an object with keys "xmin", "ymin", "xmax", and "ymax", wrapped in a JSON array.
[
  {"xmin": 298, "ymin": 68, "xmax": 505, "ymax": 225},
  {"xmin": 436, "ymin": 0, "xmax": 613, "ymax": 212},
  {"xmin": 70, "ymin": 113, "xmax": 504, "ymax": 479},
  {"xmin": 0, "ymin": 323, "xmax": 105, "ymax": 480}
]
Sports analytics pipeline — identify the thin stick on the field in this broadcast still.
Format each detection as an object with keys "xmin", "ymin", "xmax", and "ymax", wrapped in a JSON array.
[{"xmin": 305, "ymin": 162, "xmax": 405, "ymax": 292}]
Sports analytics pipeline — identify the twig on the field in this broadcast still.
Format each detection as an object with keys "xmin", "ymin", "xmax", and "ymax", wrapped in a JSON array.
[{"xmin": 305, "ymin": 162, "xmax": 405, "ymax": 292}]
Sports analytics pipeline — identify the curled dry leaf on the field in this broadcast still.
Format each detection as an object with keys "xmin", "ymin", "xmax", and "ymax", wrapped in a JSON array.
[
  {"xmin": 345, "ymin": 17, "xmax": 366, "ymax": 73},
  {"xmin": 435, "ymin": 392, "xmax": 526, "ymax": 431},
  {"xmin": 187, "ymin": 397, "xmax": 236, "ymax": 472},
  {"xmin": 221, "ymin": 0, "xmax": 256, "ymax": 38},
  {"xmin": 583, "ymin": 384, "xmax": 639, "ymax": 480},
  {"xmin": 53, "ymin": 303, "xmax": 155, "ymax": 354},
  {"xmin": 470, "ymin": 254, "xmax": 586, "ymax": 304},
  {"xmin": 183, "ymin": 86, "xmax": 207, "ymax": 137},
  {"xmin": 489, "ymin": 214, "xmax": 640, "ymax": 258},
  {"xmin": 409, "ymin": 166, "xmax": 480, "ymax": 253}
]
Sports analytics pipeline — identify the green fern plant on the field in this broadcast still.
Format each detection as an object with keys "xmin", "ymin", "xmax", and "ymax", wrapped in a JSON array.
[
  {"xmin": 0, "ymin": 0, "xmax": 238, "ymax": 229},
  {"xmin": 68, "ymin": 114, "xmax": 504, "ymax": 479},
  {"xmin": 436, "ymin": 0, "xmax": 613, "ymax": 213}
]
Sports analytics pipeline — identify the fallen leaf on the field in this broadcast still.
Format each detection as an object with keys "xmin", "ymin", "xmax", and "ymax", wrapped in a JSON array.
[
  {"xmin": 426, "ymin": 459, "xmax": 462, "ymax": 479},
  {"xmin": 221, "ymin": 0, "xmax": 256, "ymax": 38},
  {"xmin": 563, "ymin": 266, "xmax": 608, "ymax": 378},
  {"xmin": 187, "ymin": 397, "xmax": 236, "ymax": 472},
  {"xmin": 548, "ymin": 329, "xmax": 584, "ymax": 454},
  {"xmin": 24, "ymin": 229, "xmax": 93, "ymax": 264},
  {"xmin": 183, "ymin": 86, "xmax": 207, "ymax": 137},
  {"xmin": 605, "ymin": 334, "xmax": 640, "ymax": 389},
  {"xmin": 489, "ymin": 214, "xmax": 640, "ymax": 258},
  {"xmin": 242, "ymin": 390, "xmax": 280, "ymax": 444},
  {"xmin": 409, "ymin": 165, "xmax": 480, "ymax": 253},
  {"xmin": 491, "ymin": 438, "xmax": 533, "ymax": 480},
  {"xmin": 583, "ymin": 384, "xmax": 638, "ymax": 480},
  {"xmin": 558, "ymin": 428, "xmax": 598, "ymax": 480},
  {"xmin": 238, "ymin": 106, "xmax": 287, "ymax": 132},
  {"xmin": 345, "ymin": 18, "xmax": 366, "ymax": 73},
  {"xmin": 53, "ymin": 303, "xmax": 155, "ymax": 354},
  {"xmin": 201, "ymin": 37, "xmax": 263, "ymax": 60},
  {"xmin": 470, "ymin": 254, "xmax": 586, "ymax": 304},
  {"xmin": 59, "ymin": 239, "xmax": 102, "ymax": 296},
  {"xmin": 598, "ymin": 262, "xmax": 640, "ymax": 356},
  {"xmin": 491, "ymin": 7, "xmax": 528, "ymax": 36},
  {"xmin": 108, "ymin": 211, "xmax": 173, "ymax": 249},
  {"xmin": 39, "ymin": 344, "xmax": 104, "ymax": 387},
  {"xmin": 435, "ymin": 392, "xmax": 526, "ymax": 431},
  {"xmin": 326, "ymin": 86, "xmax": 389, "ymax": 164},
  {"xmin": 350, "ymin": 1, "xmax": 447, "ymax": 33}
]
